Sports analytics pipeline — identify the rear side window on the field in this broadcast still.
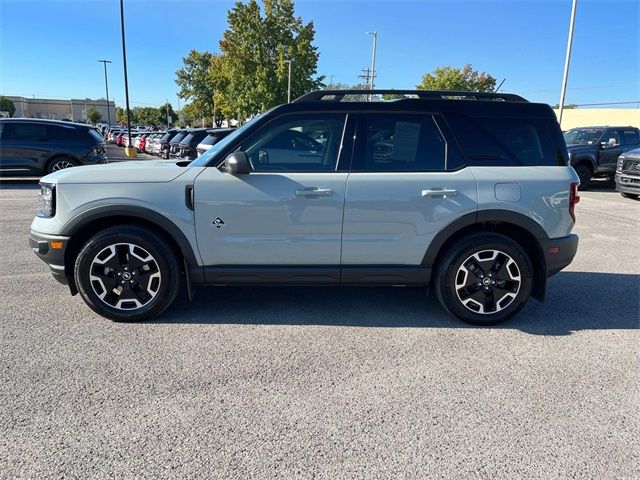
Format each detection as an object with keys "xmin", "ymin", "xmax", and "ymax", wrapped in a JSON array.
[
  {"xmin": 171, "ymin": 133, "xmax": 186, "ymax": 143},
  {"xmin": 623, "ymin": 130, "xmax": 639, "ymax": 145},
  {"xmin": 353, "ymin": 114, "xmax": 446, "ymax": 172},
  {"xmin": 46, "ymin": 125, "xmax": 80, "ymax": 142},
  {"xmin": 4, "ymin": 122, "xmax": 47, "ymax": 140},
  {"xmin": 445, "ymin": 114, "xmax": 563, "ymax": 166}
]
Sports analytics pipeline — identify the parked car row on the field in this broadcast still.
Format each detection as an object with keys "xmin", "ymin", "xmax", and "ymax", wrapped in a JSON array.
[{"xmin": 109, "ymin": 127, "xmax": 235, "ymax": 160}]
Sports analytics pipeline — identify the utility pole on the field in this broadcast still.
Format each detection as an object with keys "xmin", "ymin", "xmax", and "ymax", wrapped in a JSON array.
[
  {"xmin": 558, "ymin": 0, "xmax": 578, "ymax": 128},
  {"xmin": 98, "ymin": 60, "xmax": 112, "ymax": 126},
  {"xmin": 286, "ymin": 60, "xmax": 292, "ymax": 103},
  {"xmin": 119, "ymin": 0, "xmax": 134, "ymax": 156},
  {"xmin": 165, "ymin": 99, "xmax": 170, "ymax": 128},
  {"xmin": 366, "ymin": 31, "xmax": 378, "ymax": 90},
  {"xmin": 358, "ymin": 67, "xmax": 372, "ymax": 87}
]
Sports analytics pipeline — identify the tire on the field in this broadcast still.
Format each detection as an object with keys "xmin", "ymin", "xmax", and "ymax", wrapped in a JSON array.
[
  {"xmin": 46, "ymin": 157, "xmax": 78, "ymax": 174},
  {"xmin": 435, "ymin": 233, "xmax": 533, "ymax": 325},
  {"xmin": 620, "ymin": 192, "xmax": 639, "ymax": 200},
  {"xmin": 74, "ymin": 226, "xmax": 181, "ymax": 322},
  {"xmin": 573, "ymin": 164, "xmax": 592, "ymax": 189}
]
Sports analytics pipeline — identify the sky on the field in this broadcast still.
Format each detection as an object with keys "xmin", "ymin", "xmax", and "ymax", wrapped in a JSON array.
[{"xmin": 0, "ymin": 0, "xmax": 638, "ymax": 110}]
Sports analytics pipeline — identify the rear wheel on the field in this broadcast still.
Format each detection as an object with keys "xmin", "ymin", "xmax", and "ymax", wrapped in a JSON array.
[
  {"xmin": 620, "ymin": 192, "xmax": 639, "ymax": 200},
  {"xmin": 435, "ymin": 233, "xmax": 533, "ymax": 325},
  {"xmin": 46, "ymin": 157, "xmax": 78, "ymax": 174},
  {"xmin": 574, "ymin": 164, "xmax": 592, "ymax": 189},
  {"xmin": 74, "ymin": 226, "xmax": 181, "ymax": 321}
]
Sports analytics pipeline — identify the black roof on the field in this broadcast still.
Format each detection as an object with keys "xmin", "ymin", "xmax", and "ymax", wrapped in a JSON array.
[
  {"xmin": 0, "ymin": 117, "xmax": 93, "ymax": 128},
  {"xmin": 286, "ymin": 89, "xmax": 555, "ymax": 118},
  {"xmin": 206, "ymin": 127, "xmax": 235, "ymax": 134}
]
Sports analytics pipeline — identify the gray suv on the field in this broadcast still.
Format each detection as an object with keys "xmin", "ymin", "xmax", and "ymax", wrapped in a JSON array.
[{"xmin": 29, "ymin": 90, "xmax": 580, "ymax": 325}]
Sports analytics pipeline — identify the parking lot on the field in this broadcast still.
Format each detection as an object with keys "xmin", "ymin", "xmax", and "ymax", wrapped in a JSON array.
[{"xmin": 0, "ymin": 181, "xmax": 638, "ymax": 478}]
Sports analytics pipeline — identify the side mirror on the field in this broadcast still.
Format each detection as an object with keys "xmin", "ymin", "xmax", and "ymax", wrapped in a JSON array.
[
  {"xmin": 608, "ymin": 138, "xmax": 617, "ymax": 147},
  {"xmin": 223, "ymin": 151, "xmax": 251, "ymax": 174}
]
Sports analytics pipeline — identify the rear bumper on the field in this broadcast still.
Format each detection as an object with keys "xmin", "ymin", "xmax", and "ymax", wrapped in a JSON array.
[
  {"xmin": 28, "ymin": 231, "xmax": 70, "ymax": 285},
  {"xmin": 615, "ymin": 173, "xmax": 640, "ymax": 195},
  {"xmin": 540, "ymin": 234, "xmax": 579, "ymax": 277}
]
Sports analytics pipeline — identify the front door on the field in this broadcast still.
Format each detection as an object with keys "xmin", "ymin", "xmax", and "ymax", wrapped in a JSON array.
[
  {"xmin": 597, "ymin": 129, "xmax": 623, "ymax": 173},
  {"xmin": 341, "ymin": 113, "xmax": 478, "ymax": 271},
  {"xmin": 193, "ymin": 113, "xmax": 351, "ymax": 282}
]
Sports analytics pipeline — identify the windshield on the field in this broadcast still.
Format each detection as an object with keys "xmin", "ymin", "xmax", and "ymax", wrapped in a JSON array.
[
  {"xmin": 190, "ymin": 115, "xmax": 265, "ymax": 167},
  {"xmin": 564, "ymin": 129, "xmax": 604, "ymax": 145}
]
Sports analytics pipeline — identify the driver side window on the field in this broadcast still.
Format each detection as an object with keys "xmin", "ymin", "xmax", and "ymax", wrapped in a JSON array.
[
  {"xmin": 604, "ymin": 130, "xmax": 621, "ymax": 146},
  {"xmin": 243, "ymin": 114, "xmax": 346, "ymax": 172}
]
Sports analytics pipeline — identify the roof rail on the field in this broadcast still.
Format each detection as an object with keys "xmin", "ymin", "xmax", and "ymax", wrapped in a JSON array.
[{"xmin": 294, "ymin": 89, "xmax": 528, "ymax": 103}]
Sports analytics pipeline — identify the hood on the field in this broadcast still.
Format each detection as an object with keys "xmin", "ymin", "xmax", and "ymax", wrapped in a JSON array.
[
  {"xmin": 620, "ymin": 147, "xmax": 640, "ymax": 160},
  {"xmin": 41, "ymin": 160, "xmax": 190, "ymax": 185}
]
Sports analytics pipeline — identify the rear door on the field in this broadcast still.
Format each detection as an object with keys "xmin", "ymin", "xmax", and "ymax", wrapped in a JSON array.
[{"xmin": 341, "ymin": 113, "xmax": 478, "ymax": 276}]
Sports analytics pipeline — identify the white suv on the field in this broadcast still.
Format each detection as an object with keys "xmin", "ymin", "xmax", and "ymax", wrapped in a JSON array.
[{"xmin": 29, "ymin": 90, "xmax": 580, "ymax": 325}]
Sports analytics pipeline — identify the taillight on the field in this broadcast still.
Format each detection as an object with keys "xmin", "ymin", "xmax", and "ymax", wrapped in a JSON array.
[{"xmin": 569, "ymin": 182, "xmax": 580, "ymax": 223}]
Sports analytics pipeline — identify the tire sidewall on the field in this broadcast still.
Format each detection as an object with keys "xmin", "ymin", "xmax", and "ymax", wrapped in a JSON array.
[
  {"xmin": 436, "ymin": 234, "xmax": 533, "ymax": 325},
  {"xmin": 74, "ymin": 227, "xmax": 179, "ymax": 322}
]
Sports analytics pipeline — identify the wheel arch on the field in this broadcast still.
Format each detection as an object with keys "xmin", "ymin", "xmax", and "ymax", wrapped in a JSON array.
[
  {"xmin": 423, "ymin": 210, "xmax": 548, "ymax": 301},
  {"xmin": 572, "ymin": 156, "xmax": 596, "ymax": 172},
  {"xmin": 60, "ymin": 206, "xmax": 199, "ymax": 288}
]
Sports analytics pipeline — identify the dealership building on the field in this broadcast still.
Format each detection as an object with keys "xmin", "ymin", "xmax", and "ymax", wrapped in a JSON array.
[{"xmin": 6, "ymin": 96, "xmax": 116, "ymax": 123}]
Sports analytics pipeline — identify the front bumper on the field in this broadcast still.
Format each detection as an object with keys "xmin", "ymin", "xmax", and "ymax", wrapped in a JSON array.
[
  {"xmin": 540, "ymin": 234, "xmax": 579, "ymax": 277},
  {"xmin": 615, "ymin": 173, "xmax": 640, "ymax": 195},
  {"xmin": 28, "ymin": 231, "xmax": 70, "ymax": 285}
]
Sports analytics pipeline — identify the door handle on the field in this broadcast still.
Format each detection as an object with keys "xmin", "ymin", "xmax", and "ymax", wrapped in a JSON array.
[
  {"xmin": 422, "ymin": 188, "xmax": 458, "ymax": 198},
  {"xmin": 295, "ymin": 187, "xmax": 333, "ymax": 197}
]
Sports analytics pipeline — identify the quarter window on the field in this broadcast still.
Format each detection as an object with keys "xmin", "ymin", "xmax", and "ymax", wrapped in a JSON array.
[
  {"xmin": 445, "ymin": 114, "xmax": 562, "ymax": 166},
  {"xmin": 243, "ymin": 114, "xmax": 346, "ymax": 172},
  {"xmin": 354, "ymin": 114, "xmax": 446, "ymax": 172}
]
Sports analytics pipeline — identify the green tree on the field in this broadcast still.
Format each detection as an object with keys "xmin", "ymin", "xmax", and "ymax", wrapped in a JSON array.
[
  {"xmin": 86, "ymin": 107, "xmax": 101, "ymax": 125},
  {"xmin": 158, "ymin": 102, "xmax": 176, "ymax": 127},
  {"xmin": 417, "ymin": 64, "xmax": 496, "ymax": 92},
  {"xmin": 116, "ymin": 107, "xmax": 128, "ymax": 124},
  {"xmin": 216, "ymin": 0, "xmax": 323, "ymax": 119},
  {"xmin": 133, "ymin": 106, "xmax": 161, "ymax": 126},
  {"xmin": 0, "ymin": 96, "xmax": 16, "ymax": 117},
  {"xmin": 176, "ymin": 50, "xmax": 217, "ymax": 125}
]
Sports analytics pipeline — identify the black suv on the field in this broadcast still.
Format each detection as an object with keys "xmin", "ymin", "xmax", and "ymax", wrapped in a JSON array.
[
  {"xmin": 177, "ymin": 128, "xmax": 210, "ymax": 160},
  {"xmin": 196, "ymin": 128, "xmax": 235, "ymax": 156},
  {"xmin": 0, "ymin": 118, "xmax": 107, "ymax": 175},
  {"xmin": 564, "ymin": 126, "xmax": 640, "ymax": 187}
]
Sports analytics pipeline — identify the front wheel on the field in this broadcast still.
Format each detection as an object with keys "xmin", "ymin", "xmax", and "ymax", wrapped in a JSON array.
[
  {"xmin": 74, "ymin": 226, "xmax": 181, "ymax": 321},
  {"xmin": 620, "ymin": 192, "xmax": 639, "ymax": 200},
  {"xmin": 435, "ymin": 233, "xmax": 533, "ymax": 325}
]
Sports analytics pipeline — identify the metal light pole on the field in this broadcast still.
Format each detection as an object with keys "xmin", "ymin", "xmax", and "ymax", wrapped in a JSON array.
[
  {"xmin": 98, "ymin": 60, "xmax": 112, "ymax": 126},
  {"xmin": 166, "ymin": 99, "xmax": 170, "ymax": 128},
  {"xmin": 286, "ymin": 60, "xmax": 292, "ymax": 103},
  {"xmin": 366, "ymin": 31, "xmax": 378, "ymax": 90},
  {"xmin": 119, "ymin": 0, "xmax": 134, "ymax": 156},
  {"xmin": 558, "ymin": 0, "xmax": 578, "ymax": 128}
]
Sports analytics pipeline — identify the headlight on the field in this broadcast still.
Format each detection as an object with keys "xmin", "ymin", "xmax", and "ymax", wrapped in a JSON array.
[
  {"xmin": 617, "ymin": 157, "xmax": 624, "ymax": 172},
  {"xmin": 37, "ymin": 183, "xmax": 56, "ymax": 218}
]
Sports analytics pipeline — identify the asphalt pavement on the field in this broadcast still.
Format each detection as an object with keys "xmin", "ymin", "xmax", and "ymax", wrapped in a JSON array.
[{"xmin": 0, "ymin": 180, "xmax": 638, "ymax": 479}]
